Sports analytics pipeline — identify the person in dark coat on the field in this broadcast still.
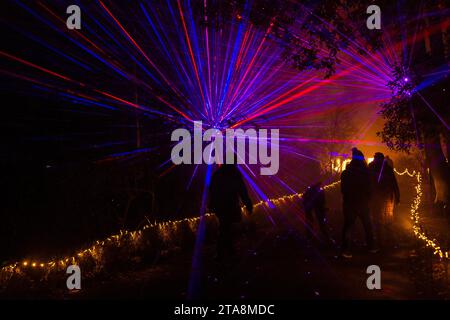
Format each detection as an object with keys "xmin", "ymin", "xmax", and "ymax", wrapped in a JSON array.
[
  {"xmin": 368, "ymin": 152, "xmax": 400, "ymax": 246},
  {"xmin": 340, "ymin": 148, "xmax": 376, "ymax": 258},
  {"xmin": 302, "ymin": 182, "xmax": 334, "ymax": 245},
  {"xmin": 209, "ymin": 164, "xmax": 253, "ymax": 260}
]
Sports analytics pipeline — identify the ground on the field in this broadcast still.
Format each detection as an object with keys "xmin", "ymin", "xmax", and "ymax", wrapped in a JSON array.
[
  {"xmin": 2, "ymin": 176, "xmax": 449, "ymax": 300},
  {"xmin": 66, "ymin": 180, "xmax": 448, "ymax": 300},
  {"xmin": 74, "ymin": 227, "xmax": 417, "ymax": 300}
]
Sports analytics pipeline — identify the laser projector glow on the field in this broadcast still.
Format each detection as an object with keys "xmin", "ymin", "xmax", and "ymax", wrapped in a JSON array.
[{"xmin": 170, "ymin": 121, "xmax": 279, "ymax": 175}]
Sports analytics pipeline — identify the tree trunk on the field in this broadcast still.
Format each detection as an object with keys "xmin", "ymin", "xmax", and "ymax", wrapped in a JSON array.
[
  {"xmin": 424, "ymin": 134, "xmax": 450, "ymax": 205},
  {"xmin": 441, "ymin": 132, "xmax": 449, "ymax": 161}
]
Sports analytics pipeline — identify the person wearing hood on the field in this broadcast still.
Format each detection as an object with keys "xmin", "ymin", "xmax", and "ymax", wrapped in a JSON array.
[
  {"xmin": 340, "ymin": 148, "xmax": 376, "ymax": 258},
  {"xmin": 368, "ymin": 152, "xmax": 400, "ymax": 246}
]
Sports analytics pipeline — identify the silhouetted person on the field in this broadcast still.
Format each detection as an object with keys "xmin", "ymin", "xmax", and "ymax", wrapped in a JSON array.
[
  {"xmin": 340, "ymin": 148, "xmax": 376, "ymax": 258},
  {"xmin": 384, "ymin": 155, "xmax": 394, "ymax": 169},
  {"xmin": 302, "ymin": 182, "xmax": 334, "ymax": 245},
  {"xmin": 369, "ymin": 153, "xmax": 400, "ymax": 246},
  {"xmin": 209, "ymin": 164, "xmax": 252, "ymax": 260}
]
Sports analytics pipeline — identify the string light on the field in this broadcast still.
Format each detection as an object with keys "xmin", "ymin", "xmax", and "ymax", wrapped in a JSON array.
[
  {"xmin": 393, "ymin": 168, "xmax": 416, "ymax": 177},
  {"xmin": 0, "ymin": 214, "xmax": 216, "ymax": 284},
  {"xmin": 1, "ymin": 170, "xmax": 448, "ymax": 286},
  {"xmin": 404, "ymin": 170, "xmax": 449, "ymax": 260},
  {"xmin": 248, "ymin": 180, "xmax": 341, "ymax": 209},
  {"xmin": 0, "ymin": 180, "xmax": 340, "ymax": 285}
]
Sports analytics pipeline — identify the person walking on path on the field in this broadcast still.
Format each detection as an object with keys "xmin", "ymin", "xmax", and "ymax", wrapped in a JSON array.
[
  {"xmin": 302, "ymin": 181, "xmax": 334, "ymax": 246},
  {"xmin": 340, "ymin": 148, "xmax": 376, "ymax": 258},
  {"xmin": 368, "ymin": 152, "xmax": 400, "ymax": 246},
  {"xmin": 209, "ymin": 163, "xmax": 253, "ymax": 261}
]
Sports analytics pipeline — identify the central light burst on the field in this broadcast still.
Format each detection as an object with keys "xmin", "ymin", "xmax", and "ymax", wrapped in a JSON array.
[{"xmin": 1, "ymin": 0, "xmax": 395, "ymax": 202}]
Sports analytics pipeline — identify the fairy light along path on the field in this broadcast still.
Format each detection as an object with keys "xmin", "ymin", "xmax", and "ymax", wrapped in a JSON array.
[
  {"xmin": 0, "ymin": 180, "xmax": 341, "ymax": 283},
  {"xmin": 1, "ymin": 168, "xmax": 448, "ymax": 285},
  {"xmin": 396, "ymin": 169, "xmax": 449, "ymax": 260}
]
